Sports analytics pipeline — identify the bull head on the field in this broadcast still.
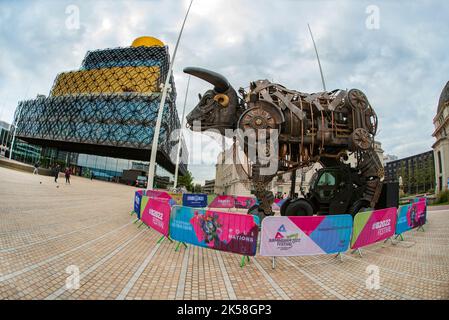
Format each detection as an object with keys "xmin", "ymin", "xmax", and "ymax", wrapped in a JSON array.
[{"xmin": 184, "ymin": 67, "xmax": 240, "ymax": 135}]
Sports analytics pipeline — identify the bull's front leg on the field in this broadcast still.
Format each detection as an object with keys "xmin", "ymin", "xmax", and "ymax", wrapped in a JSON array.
[{"xmin": 248, "ymin": 163, "xmax": 275, "ymax": 223}]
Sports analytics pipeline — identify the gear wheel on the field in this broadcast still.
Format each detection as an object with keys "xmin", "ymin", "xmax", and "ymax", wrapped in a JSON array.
[
  {"xmin": 348, "ymin": 89, "xmax": 369, "ymax": 110},
  {"xmin": 351, "ymin": 128, "xmax": 373, "ymax": 150}
]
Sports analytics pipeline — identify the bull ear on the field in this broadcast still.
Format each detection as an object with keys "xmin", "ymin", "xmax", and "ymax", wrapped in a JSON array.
[{"xmin": 183, "ymin": 67, "xmax": 230, "ymax": 93}]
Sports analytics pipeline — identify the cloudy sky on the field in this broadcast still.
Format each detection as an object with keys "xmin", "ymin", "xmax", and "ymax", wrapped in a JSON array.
[{"xmin": 0, "ymin": 0, "xmax": 448, "ymax": 184}]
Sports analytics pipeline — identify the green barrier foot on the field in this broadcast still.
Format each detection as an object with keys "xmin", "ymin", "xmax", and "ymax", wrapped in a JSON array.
[
  {"xmin": 132, "ymin": 218, "xmax": 140, "ymax": 224},
  {"xmin": 335, "ymin": 253, "xmax": 343, "ymax": 262},
  {"xmin": 156, "ymin": 235, "xmax": 173, "ymax": 244},
  {"xmin": 137, "ymin": 221, "xmax": 144, "ymax": 228},
  {"xmin": 175, "ymin": 242, "xmax": 188, "ymax": 252},
  {"xmin": 351, "ymin": 248, "xmax": 363, "ymax": 258},
  {"xmin": 240, "ymin": 256, "xmax": 250, "ymax": 268},
  {"xmin": 130, "ymin": 211, "xmax": 135, "ymax": 216}
]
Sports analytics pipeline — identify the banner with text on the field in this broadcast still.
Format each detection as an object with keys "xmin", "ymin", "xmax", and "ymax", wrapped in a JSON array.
[
  {"xmin": 260, "ymin": 215, "xmax": 353, "ymax": 256},
  {"xmin": 395, "ymin": 200, "xmax": 426, "ymax": 235},
  {"xmin": 182, "ymin": 193, "xmax": 208, "ymax": 208},
  {"xmin": 208, "ymin": 195, "xmax": 235, "ymax": 209},
  {"xmin": 234, "ymin": 196, "xmax": 257, "ymax": 209},
  {"xmin": 145, "ymin": 190, "xmax": 177, "ymax": 207},
  {"xmin": 141, "ymin": 198, "xmax": 171, "ymax": 237},
  {"xmin": 170, "ymin": 206, "xmax": 259, "ymax": 256},
  {"xmin": 351, "ymin": 207, "xmax": 397, "ymax": 249}
]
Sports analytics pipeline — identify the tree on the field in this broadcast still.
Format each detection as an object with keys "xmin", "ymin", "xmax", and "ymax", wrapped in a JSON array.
[{"xmin": 177, "ymin": 171, "xmax": 194, "ymax": 192}]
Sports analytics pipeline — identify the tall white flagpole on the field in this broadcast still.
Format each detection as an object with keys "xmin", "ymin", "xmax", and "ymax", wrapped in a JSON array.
[
  {"xmin": 147, "ymin": 0, "xmax": 194, "ymax": 190},
  {"xmin": 173, "ymin": 75, "xmax": 191, "ymax": 189},
  {"xmin": 307, "ymin": 23, "xmax": 327, "ymax": 91}
]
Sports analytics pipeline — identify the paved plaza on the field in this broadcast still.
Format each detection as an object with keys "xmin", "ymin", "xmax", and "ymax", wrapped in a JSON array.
[{"xmin": 0, "ymin": 166, "xmax": 448, "ymax": 300}]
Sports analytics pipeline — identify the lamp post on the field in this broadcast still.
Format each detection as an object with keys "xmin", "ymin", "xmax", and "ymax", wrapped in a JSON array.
[
  {"xmin": 173, "ymin": 75, "xmax": 190, "ymax": 189},
  {"xmin": 147, "ymin": 0, "xmax": 194, "ymax": 191}
]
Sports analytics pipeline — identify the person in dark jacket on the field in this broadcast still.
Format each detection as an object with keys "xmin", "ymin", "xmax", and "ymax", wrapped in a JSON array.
[
  {"xmin": 65, "ymin": 167, "xmax": 71, "ymax": 184},
  {"xmin": 54, "ymin": 164, "xmax": 60, "ymax": 183},
  {"xmin": 33, "ymin": 161, "xmax": 40, "ymax": 175}
]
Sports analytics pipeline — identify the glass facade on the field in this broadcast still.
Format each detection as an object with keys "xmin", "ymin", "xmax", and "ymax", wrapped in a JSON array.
[
  {"xmin": 74, "ymin": 153, "xmax": 173, "ymax": 181},
  {"xmin": 12, "ymin": 40, "xmax": 188, "ymax": 180}
]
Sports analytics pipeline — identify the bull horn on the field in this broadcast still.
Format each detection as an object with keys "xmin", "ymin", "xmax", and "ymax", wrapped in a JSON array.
[{"xmin": 183, "ymin": 67, "xmax": 230, "ymax": 93}]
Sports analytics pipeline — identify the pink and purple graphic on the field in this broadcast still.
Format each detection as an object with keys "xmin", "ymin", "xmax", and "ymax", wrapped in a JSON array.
[
  {"xmin": 145, "ymin": 190, "xmax": 176, "ymax": 207},
  {"xmin": 396, "ymin": 200, "xmax": 426, "ymax": 235},
  {"xmin": 351, "ymin": 207, "xmax": 398, "ymax": 249},
  {"xmin": 208, "ymin": 195, "xmax": 235, "ymax": 209},
  {"xmin": 260, "ymin": 215, "xmax": 353, "ymax": 256},
  {"xmin": 141, "ymin": 198, "xmax": 171, "ymax": 237},
  {"xmin": 234, "ymin": 196, "xmax": 257, "ymax": 209},
  {"xmin": 170, "ymin": 206, "xmax": 259, "ymax": 256}
]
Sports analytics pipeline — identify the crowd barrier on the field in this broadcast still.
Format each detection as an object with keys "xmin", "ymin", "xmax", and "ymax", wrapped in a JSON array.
[
  {"xmin": 131, "ymin": 189, "xmax": 177, "ymax": 219},
  {"xmin": 182, "ymin": 193, "xmax": 208, "ymax": 208},
  {"xmin": 141, "ymin": 198, "xmax": 171, "ymax": 237},
  {"xmin": 350, "ymin": 207, "xmax": 397, "ymax": 251},
  {"xmin": 170, "ymin": 206, "xmax": 259, "ymax": 257},
  {"xmin": 260, "ymin": 215, "xmax": 353, "ymax": 257},
  {"xmin": 395, "ymin": 198, "xmax": 427, "ymax": 238},
  {"xmin": 272, "ymin": 198, "xmax": 287, "ymax": 211},
  {"xmin": 131, "ymin": 193, "xmax": 428, "ymax": 267},
  {"xmin": 208, "ymin": 195, "xmax": 257, "ymax": 210}
]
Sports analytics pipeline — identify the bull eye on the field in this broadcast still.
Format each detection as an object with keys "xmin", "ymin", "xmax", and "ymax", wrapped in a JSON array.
[{"xmin": 213, "ymin": 94, "xmax": 229, "ymax": 107}]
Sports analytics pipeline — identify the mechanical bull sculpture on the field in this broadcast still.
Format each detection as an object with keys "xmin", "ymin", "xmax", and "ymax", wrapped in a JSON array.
[{"xmin": 184, "ymin": 67, "xmax": 383, "ymax": 219}]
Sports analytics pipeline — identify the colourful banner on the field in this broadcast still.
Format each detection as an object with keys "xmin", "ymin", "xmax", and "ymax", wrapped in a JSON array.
[
  {"xmin": 351, "ymin": 207, "xmax": 398, "ymax": 249},
  {"xmin": 182, "ymin": 193, "xmax": 208, "ymax": 208},
  {"xmin": 260, "ymin": 215, "xmax": 353, "ymax": 256},
  {"xmin": 413, "ymin": 197, "xmax": 426, "ymax": 203},
  {"xmin": 170, "ymin": 206, "xmax": 259, "ymax": 256},
  {"xmin": 133, "ymin": 190, "xmax": 144, "ymax": 219},
  {"xmin": 168, "ymin": 192, "xmax": 183, "ymax": 205},
  {"xmin": 208, "ymin": 195, "xmax": 235, "ymax": 209},
  {"xmin": 273, "ymin": 198, "xmax": 287, "ymax": 209},
  {"xmin": 396, "ymin": 201, "xmax": 426, "ymax": 235},
  {"xmin": 141, "ymin": 198, "xmax": 171, "ymax": 237},
  {"xmin": 145, "ymin": 190, "xmax": 176, "ymax": 206},
  {"xmin": 234, "ymin": 196, "xmax": 257, "ymax": 209}
]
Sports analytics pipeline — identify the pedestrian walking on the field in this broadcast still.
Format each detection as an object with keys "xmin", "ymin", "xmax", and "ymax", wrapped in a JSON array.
[
  {"xmin": 33, "ymin": 161, "xmax": 40, "ymax": 175},
  {"xmin": 65, "ymin": 167, "xmax": 71, "ymax": 184},
  {"xmin": 54, "ymin": 164, "xmax": 60, "ymax": 183}
]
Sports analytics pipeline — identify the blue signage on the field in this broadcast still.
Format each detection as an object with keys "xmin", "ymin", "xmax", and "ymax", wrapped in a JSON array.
[
  {"xmin": 182, "ymin": 193, "xmax": 208, "ymax": 208},
  {"xmin": 133, "ymin": 190, "xmax": 144, "ymax": 219}
]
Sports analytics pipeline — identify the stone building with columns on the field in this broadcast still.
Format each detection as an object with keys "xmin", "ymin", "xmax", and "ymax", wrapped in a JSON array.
[{"xmin": 432, "ymin": 81, "xmax": 449, "ymax": 193}]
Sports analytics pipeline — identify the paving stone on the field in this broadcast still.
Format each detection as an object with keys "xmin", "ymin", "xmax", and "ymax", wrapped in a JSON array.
[{"xmin": 0, "ymin": 167, "xmax": 448, "ymax": 300}]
